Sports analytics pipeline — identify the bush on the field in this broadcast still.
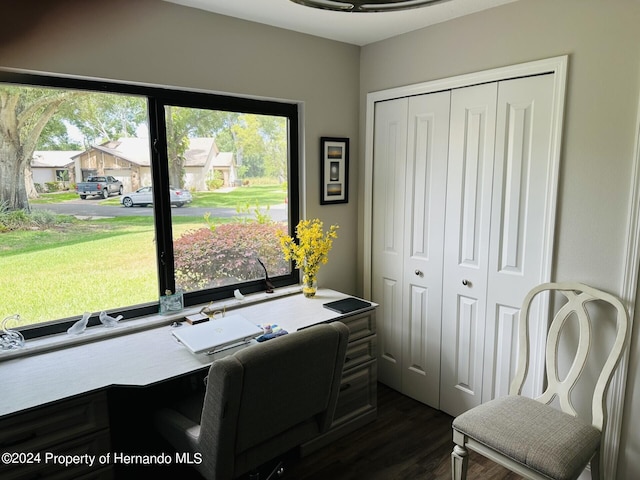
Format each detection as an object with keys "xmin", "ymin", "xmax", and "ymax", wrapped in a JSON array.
[
  {"xmin": 45, "ymin": 182, "xmax": 61, "ymax": 192},
  {"xmin": 29, "ymin": 209, "xmax": 68, "ymax": 228},
  {"xmin": 206, "ymin": 170, "xmax": 225, "ymax": 191},
  {"xmin": 174, "ymin": 222, "xmax": 289, "ymax": 291},
  {"xmin": 0, "ymin": 207, "xmax": 71, "ymax": 232}
]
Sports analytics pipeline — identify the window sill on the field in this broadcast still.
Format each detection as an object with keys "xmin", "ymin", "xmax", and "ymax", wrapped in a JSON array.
[{"xmin": 0, "ymin": 285, "xmax": 302, "ymax": 363}]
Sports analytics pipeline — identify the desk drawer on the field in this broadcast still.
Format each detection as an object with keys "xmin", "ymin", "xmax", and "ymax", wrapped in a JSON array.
[
  {"xmin": 343, "ymin": 334, "xmax": 376, "ymax": 371},
  {"xmin": 0, "ymin": 392, "xmax": 109, "ymax": 452},
  {"xmin": 339, "ymin": 310, "xmax": 376, "ymax": 342},
  {"xmin": 332, "ymin": 360, "xmax": 377, "ymax": 428}
]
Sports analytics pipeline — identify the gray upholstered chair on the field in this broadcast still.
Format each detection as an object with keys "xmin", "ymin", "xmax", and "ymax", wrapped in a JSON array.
[
  {"xmin": 155, "ymin": 321, "xmax": 349, "ymax": 480},
  {"xmin": 451, "ymin": 282, "xmax": 629, "ymax": 480}
]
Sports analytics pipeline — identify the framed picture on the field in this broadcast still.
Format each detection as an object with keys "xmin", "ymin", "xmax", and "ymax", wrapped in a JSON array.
[{"xmin": 320, "ymin": 137, "xmax": 349, "ymax": 204}]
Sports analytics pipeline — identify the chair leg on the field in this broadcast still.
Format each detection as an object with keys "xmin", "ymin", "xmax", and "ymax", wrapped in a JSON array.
[
  {"xmin": 265, "ymin": 461, "xmax": 284, "ymax": 480},
  {"xmin": 590, "ymin": 447, "xmax": 601, "ymax": 480},
  {"xmin": 451, "ymin": 444, "xmax": 469, "ymax": 480}
]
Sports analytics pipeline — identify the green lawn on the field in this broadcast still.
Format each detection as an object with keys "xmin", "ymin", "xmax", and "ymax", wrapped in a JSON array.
[
  {"xmin": 0, "ymin": 217, "xmax": 206, "ymax": 323},
  {"xmin": 190, "ymin": 185, "xmax": 287, "ymax": 208},
  {"xmin": 60, "ymin": 184, "xmax": 289, "ymax": 208},
  {"xmin": 2, "ymin": 184, "xmax": 288, "ymax": 326}
]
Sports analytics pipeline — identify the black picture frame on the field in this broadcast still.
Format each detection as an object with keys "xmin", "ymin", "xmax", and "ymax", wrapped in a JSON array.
[{"xmin": 320, "ymin": 137, "xmax": 349, "ymax": 204}]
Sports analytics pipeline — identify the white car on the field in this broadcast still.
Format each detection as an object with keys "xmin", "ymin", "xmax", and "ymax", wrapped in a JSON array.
[{"xmin": 120, "ymin": 186, "xmax": 193, "ymax": 208}]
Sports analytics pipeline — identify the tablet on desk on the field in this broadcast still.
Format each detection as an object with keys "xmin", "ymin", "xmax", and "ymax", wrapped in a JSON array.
[
  {"xmin": 172, "ymin": 314, "xmax": 263, "ymax": 354},
  {"xmin": 323, "ymin": 297, "xmax": 372, "ymax": 314}
]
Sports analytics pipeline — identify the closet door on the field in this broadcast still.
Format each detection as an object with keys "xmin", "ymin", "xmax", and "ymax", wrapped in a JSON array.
[
  {"xmin": 482, "ymin": 74, "xmax": 555, "ymax": 402},
  {"xmin": 439, "ymin": 83, "xmax": 498, "ymax": 416},
  {"xmin": 400, "ymin": 91, "xmax": 450, "ymax": 407},
  {"xmin": 439, "ymin": 75, "xmax": 556, "ymax": 417},
  {"xmin": 372, "ymin": 98, "xmax": 408, "ymax": 392}
]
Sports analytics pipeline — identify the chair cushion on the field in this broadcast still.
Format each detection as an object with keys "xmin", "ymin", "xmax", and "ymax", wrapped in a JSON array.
[{"xmin": 452, "ymin": 395, "xmax": 601, "ymax": 480}]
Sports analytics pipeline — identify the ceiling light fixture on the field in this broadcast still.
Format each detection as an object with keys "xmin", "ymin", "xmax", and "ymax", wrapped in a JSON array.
[{"xmin": 289, "ymin": 0, "xmax": 452, "ymax": 13}]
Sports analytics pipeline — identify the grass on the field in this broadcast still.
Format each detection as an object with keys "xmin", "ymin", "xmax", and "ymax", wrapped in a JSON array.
[
  {"xmin": 92, "ymin": 184, "xmax": 288, "ymax": 208},
  {"xmin": 190, "ymin": 185, "xmax": 287, "ymax": 208},
  {"xmin": 1, "ymin": 184, "xmax": 288, "ymax": 325},
  {"xmin": 0, "ymin": 217, "xmax": 210, "ymax": 323},
  {"xmin": 30, "ymin": 192, "xmax": 78, "ymax": 204}
]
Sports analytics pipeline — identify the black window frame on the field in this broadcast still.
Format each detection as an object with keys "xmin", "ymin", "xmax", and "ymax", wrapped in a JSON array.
[{"xmin": 0, "ymin": 70, "xmax": 300, "ymax": 339}]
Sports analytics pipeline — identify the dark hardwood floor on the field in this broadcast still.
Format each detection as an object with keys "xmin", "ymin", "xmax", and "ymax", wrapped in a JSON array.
[
  {"xmin": 118, "ymin": 381, "xmax": 522, "ymax": 479},
  {"xmin": 284, "ymin": 383, "xmax": 523, "ymax": 480}
]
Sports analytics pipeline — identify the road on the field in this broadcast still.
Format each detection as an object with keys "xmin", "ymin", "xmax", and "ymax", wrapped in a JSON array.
[{"xmin": 31, "ymin": 197, "xmax": 288, "ymax": 221}]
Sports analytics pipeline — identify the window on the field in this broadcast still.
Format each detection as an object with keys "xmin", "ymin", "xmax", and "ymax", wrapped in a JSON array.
[
  {"xmin": 55, "ymin": 170, "xmax": 69, "ymax": 182},
  {"xmin": 0, "ymin": 72, "xmax": 299, "ymax": 339}
]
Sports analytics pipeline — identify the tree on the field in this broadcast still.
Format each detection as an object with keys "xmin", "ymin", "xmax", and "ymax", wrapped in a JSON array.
[
  {"xmin": 0, "ymin": 86, "xmax": 75, "ymax": 211},
  {"xmin": 231, "ymin": 114, "xmax": 287, "ymax": 181},
  {"xmin": 67, "ymin": 93, "xmax": 145, "ymax": 148},
  {"xmin": 165, "ymin": 105, "xmax": 189, "ymax": 188},
  {"xmin": 36, "ymin": 118, "xmax": 82, "ymax": 150},
  {"xmin": 0, "ymin": 85, "xmax": 148, "ymax": 211},
  {"xmin": 164, "ymin": 106, "xmax": 240, "ymax": 188}
]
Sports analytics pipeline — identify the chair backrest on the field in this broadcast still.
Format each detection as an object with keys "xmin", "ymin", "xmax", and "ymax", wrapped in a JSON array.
[
  {"xmin": 509, "ymin": 282, "xmax": 629, "ymax": 431},
  {"xmin": 197, "ymin": 321, "xmax": 349, "ymax": 480}
]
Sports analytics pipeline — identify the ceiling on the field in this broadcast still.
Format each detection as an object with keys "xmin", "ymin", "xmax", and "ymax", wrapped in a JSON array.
[{"xmin": 163, "ymin": 0, "xmax": 519, "ymax": 46}]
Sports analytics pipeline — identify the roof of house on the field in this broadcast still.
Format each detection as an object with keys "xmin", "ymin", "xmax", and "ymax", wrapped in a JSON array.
[
  {"xmin": 88, "ymin": 138, "xmax": 151, "ymax": 166},
  {"xmin": 32, "ymin": 151, "xmax": 82, "ymax": 168},
  {"xmin": 74, "ymin": 137, "xmax": 230, "ymax": 168},
  {"xmin": 213, "ymin": 151, "xmax": 234, "ymax": 167}
]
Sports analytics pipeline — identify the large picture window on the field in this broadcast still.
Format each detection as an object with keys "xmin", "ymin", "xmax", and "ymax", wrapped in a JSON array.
[{"xmin": 0, "ymin": 72, "xmax": 299, "ymax": 339}]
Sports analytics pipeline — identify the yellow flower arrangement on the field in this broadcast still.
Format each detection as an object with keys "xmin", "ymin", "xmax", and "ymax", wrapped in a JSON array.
[{"xmin": 278, "ymin": 219, "xmax": 339, "ymax": 297}]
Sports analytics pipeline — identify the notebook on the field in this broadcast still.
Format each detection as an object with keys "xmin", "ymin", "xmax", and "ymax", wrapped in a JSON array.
[
  {"xmin": 172, "ymin": 314, "xmax": 263, "ymax": 354},
  {"xmin": 323, "ymin": 297, "xmax": 372, "ymax": 314}
]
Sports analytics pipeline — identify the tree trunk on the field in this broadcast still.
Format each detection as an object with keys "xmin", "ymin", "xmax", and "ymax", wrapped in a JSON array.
[
  {"xmin": 0, "ymin": 140, "xmax": 30, "ymax": 212},
  {"xmin": 169, "ymin": 157, "xmax": 185, "ymax": 188},
  {"xmin": 1, "ymin": 88, "xmax": 72, "ymax": 211},
  {"xmin": 25, "ymin": 166, "xmax": 39, "ymax": 199}
]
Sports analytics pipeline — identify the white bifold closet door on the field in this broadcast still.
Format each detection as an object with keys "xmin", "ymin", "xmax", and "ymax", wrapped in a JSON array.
[
  {"xmin": 372, "ymin": 73, "xmax": 555, "ymax": 416},
  {"xmin": 372, "ymin": 91, "xmax": 450, "ymax": 407}
]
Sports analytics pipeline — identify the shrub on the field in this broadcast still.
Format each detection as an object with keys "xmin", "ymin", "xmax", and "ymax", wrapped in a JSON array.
[
  {"xmin": 45, "ymin": 182, "xmax": 61, "ymax": 192},
  {"xmin": 0, "ymin": 207, "xmax": 72, "ymax": 232},
  {"xmin": 29, "ymin": 209, "xmax": 69, "ymax": 228},
  {"xmin": 0, "ymin": 209, "xmax": 30, "ymax": 232},
  {"xmin": 206, "ymin": 170, "xmax": 225, "ymax": 191},
  {"xmin": 235, "ymin": 203, "xmax": 273, "ymax": 225},
  {"xmin": 174, "ymin": 222, "xmax": 289, "ymax": 291}
]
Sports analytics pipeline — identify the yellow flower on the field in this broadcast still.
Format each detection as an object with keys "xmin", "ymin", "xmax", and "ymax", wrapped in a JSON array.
[{"xmin": 278, "ymin": 219, "xmax": 338, "ymax": 285}]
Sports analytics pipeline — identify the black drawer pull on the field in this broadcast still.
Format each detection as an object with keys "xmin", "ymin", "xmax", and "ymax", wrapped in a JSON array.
[{"xmin": 340, "ymin": 383, "xmax": 351, "ymax": 392}]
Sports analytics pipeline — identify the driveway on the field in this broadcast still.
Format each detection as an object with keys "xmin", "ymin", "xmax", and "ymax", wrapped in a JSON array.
[{"xmin": 31, "ymin": 197, "xmax": 288, "ymax": 221}]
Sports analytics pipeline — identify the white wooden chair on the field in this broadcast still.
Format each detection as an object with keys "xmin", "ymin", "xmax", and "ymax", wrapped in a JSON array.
[{"xmin": 451, "ymin": 282, "xmax": 629, "ymax": 480}]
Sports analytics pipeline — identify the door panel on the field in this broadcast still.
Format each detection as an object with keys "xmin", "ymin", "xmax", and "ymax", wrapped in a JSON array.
[
  {"xmin": 483, "ymin": 74, "xmax": 555, "ymax": 401},
  {"xmin": 372, "ymin": 99, "xmax": 408, "ymax": 391},
  {"xmin": 400, "ymin": 92, "xmax": 450, "ymax": 407},
  {"xmin": 488, "ymin": 304, "xmax": 520, "ymax": 399},
  {"xmin": 454, "ymin": 294, "xmax": 480, "ymax": 395},
  {"xmin": 440, "ymin": 83, "xmax": 498, "ymax": 416}
]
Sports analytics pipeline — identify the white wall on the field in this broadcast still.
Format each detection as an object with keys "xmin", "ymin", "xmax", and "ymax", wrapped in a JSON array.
[
  {"xmin": 0, "ymin": 0, "xmax": 361, "ymax": 295},
  {"xmin": 31, "ymin": 168, "xmax": 55, "ymax": 185},
  {"xmin": 359, "ymin": 0, "xmax": 640, "ymax": 477}
]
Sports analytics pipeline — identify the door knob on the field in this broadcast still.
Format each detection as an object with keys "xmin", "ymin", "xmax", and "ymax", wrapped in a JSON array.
[
  {"xmin": 462, "ymin": 279, "xmax": 469, "ymax": 286},
  {"xmin": 415, "ymin": 270, "xmax": 423, "ymax": 277}
]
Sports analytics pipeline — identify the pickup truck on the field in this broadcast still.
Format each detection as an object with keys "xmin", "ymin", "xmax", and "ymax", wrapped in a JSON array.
[{"xmin": 76, "ymin": 176, "xmax": 123, "ymax": 199}]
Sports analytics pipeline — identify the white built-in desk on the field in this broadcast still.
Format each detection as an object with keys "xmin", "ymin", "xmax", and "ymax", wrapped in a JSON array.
[
  {"xmin": 0, "ymin": 288, "xmax": 377, "ymax": 479},
  {"xmin": 0, "ymin": 288, "xmax": 375, "ymax": 418}
]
